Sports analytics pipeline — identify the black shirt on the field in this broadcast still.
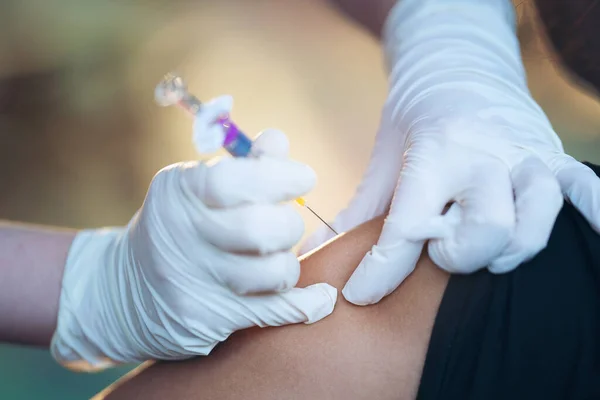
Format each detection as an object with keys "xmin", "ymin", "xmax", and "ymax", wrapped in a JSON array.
[{"xmin": 418, "ymin": 163, "xmax": 600, "ymax": 400}]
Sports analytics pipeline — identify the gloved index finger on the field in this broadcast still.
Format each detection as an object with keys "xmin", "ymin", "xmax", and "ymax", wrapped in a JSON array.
[
  {"xmin": 185, "ymin": 157, "xmax": 317, "ymax": 208},
  {"xmin": 342, "ymin": 169, "xmax": 448, "ymax": 305},
  {"xmin": 239, "ymin": 282, "xmax": 338, "ymax": 329}
]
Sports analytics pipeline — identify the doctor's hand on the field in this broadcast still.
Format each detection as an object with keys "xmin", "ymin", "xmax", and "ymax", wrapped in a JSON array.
[
  {"xmin": 51, "ymin": 129, "xmax": 337, "ymax": 370},
  {"xmin": 301, "ymin": 0, "xmax": 600, "ymax": 306}
]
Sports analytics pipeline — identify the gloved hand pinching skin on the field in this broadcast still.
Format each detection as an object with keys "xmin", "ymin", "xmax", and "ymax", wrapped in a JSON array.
[
  {"xmin": 301, "ymin": 0, "xmax": 600, "ymax": 306},
  {"xmin": 51, "ymin": 129, "xmax": 337, "ymax": 371}
]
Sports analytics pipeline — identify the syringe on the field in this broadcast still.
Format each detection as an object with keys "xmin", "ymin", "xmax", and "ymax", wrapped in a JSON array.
[{"xmin": 154, "ymin": 73, "xmax": 338, "ymax": 236}]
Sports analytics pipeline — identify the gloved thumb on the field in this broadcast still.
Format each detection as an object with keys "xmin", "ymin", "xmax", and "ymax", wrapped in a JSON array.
[
  {"xmin": 252, "ymin": 283, "xmax": 338, "ymax": 327},
  {"xmin": 342, "ymin": 168, "xmax": 447, "ymax": 305},
  {"xmin": 553, "ymin": 156, "xmax": 600, "ymax": 232},
  {"xmin": 252, "ymin": 129, "xmax": 290, "ymax": 159}
]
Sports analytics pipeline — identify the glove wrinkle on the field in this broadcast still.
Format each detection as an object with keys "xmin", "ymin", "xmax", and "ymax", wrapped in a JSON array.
[
  {"xmin": 51, "ymin": 130, "xmax": 337, "ymax": 370},
  {"xmin": 304, "ymin": 0, "xmax": 600, "ymax": 306}
]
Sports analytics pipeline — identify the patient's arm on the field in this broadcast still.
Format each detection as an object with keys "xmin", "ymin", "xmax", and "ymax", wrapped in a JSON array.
[{"xmin": 96, "ymin": 216, "xmax": 450, "ymax": 400}]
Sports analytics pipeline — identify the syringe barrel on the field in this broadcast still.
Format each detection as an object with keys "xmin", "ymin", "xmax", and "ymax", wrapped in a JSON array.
[
  {"xmin": 216, "ymin": 116, "xmax": 253, "ymax": 157},
  {"xmin": 155, "ymin": 75, "xmax": 332, "ymax": 232},
  {"xmin": 174, "ymin": 92, "xmax": 253, "ymax": 157}
]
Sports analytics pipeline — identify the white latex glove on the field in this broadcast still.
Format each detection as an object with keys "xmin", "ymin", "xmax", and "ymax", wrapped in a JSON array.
[
  {"xmin": 301, "ymin": 0, "xmax": 600, "ymax": 306},
  {"xmin": 51, "ymin": 127, "xmax": 337, "ymax": 371}
]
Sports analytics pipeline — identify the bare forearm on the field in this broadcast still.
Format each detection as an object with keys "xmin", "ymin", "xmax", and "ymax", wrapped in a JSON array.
[
  {"xmin": 326, "ymin": 0, "xmax": 398, "ymax": 37},
  {"xmin": 0, "ymin": 221, "xmax": 76, "ymax": 346}
]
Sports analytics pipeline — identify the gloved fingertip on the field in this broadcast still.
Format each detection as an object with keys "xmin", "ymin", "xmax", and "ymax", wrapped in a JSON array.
[
  {"xmin": 341, "ymin": 253, "xmax": 387, "ymax": 306},
  {"xmin": 487, "ymin": 256, "xmax": 521, "ymax": 274},
  {"xmin": 341, "ymin": 282, "xmax": 375, "ymax": 306},
  {"xmin": 252, "ymin": 129, "xmax": 290, "ymax": 158},
  {"xmin": 303, "ymin": 283, "xmax": 338, "ymax": 324},
  {"xmin": 301, "ymin": 164, "xmax": 318, "ymax": 192},
  {"xmin": 341, "ymin": 284, "xmax": 382, "ymax": 306}
]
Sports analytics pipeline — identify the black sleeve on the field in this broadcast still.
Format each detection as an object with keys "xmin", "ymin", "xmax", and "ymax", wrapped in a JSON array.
[{"xmin": 418, "ymin": 163, "xmax": 600, "ymax": 400}]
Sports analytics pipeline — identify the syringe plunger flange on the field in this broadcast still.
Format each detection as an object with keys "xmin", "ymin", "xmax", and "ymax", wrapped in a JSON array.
[
  {"xmin": 155, "ymin": 74, "xmax": 189, "ymax": 107},
  {"xmin": 155, "ymin": 73, "xmax": 203, "ymax": 115}
]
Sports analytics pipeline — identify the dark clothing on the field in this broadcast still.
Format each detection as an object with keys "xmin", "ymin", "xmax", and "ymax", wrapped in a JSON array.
[{"xmin": 418, "ymin": 164, "xmax": 600, "ymax": 400}]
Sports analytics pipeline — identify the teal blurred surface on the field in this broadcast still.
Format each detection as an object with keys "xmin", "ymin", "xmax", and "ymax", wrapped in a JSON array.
[{"xmin": 0, "ymin": 345, "xmax": 134, "ymax": 399}]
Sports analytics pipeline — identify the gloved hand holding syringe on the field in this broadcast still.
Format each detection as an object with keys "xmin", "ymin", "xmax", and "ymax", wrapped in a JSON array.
[
  {"xmin": 50, "ymin": 74, "xmax": 339, "ymax": 371},
  {"xmin": 155, "ymin": 73, "xmax": 338, "ymax": 235}
]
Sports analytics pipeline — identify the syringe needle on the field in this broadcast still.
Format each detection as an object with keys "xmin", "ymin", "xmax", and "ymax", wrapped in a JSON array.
[
  {"xmin": 304, "ymin": 203, "xmax": 338, "ymax": 236},
  {"xmin": 156, "ymin": 73, "xmax": 338, "ymax": 236}
]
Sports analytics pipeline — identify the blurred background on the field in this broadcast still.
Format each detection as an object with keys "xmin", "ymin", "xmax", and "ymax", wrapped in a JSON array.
[{"xmin": 0, "ymin": 0, "xmax": 599, "ymax": 398}]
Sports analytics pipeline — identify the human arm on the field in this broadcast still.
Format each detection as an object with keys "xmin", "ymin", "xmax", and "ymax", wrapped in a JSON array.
[
  {"xmin": 95, "ymin": 215, "xmax": 450, "ymax": 400},
  {"xmin": 0, "ymin": 124, "xmax": 336, "ymax": 370},
  {"xmin": 0, "ymin": 222, "xmax": 75, "ymax": 346},
  {"xmin": 48, "ymin": 127, "xmax": 338, "ymax": 371}
]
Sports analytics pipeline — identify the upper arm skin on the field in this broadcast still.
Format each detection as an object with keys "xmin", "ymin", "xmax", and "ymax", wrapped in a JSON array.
[{"xmin": 96, "ymin": 216, "xmax": 450, "ymax": 400}]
